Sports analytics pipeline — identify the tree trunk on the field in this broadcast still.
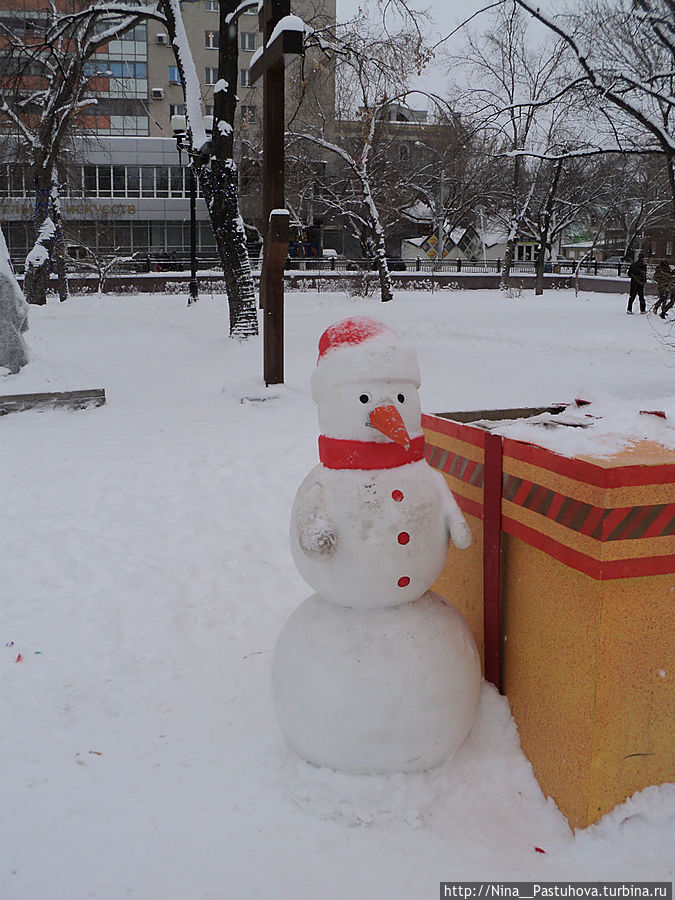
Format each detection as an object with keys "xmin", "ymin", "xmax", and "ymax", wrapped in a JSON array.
[
  {"xmin": 200, "ymin": 159, "xmax": 258, "ymax": 338},
  {"xmin": 373, "ymin": 231, "xmax": 393, "ymax": 303},
  {"xmin": 50, "ymin": 171, "xmax": 70, "ymax": 303},
  {"xmin": 24, "ymin": 176, "xmax": 53, "ymax": 306},
  {"xmin": 500, "ymin": 238, "xmax": 516, "ymax": 290},
  {"xmin": 534, "ymin": 243, "xmax": 546, "ymax": 295}
]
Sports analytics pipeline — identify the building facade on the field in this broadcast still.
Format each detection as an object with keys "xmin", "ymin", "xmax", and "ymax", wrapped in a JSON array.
[{"xmin": 0, "ymin": 0, "xmax": 336, "ymax": 262}]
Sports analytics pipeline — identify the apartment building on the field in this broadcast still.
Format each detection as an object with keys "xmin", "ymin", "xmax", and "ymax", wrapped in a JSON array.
[{"xmin": 0, "ymin": 0, "xmax": 336, "ymax": 261}]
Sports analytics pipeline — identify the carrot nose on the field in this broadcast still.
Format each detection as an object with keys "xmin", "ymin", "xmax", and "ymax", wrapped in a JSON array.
[{"xmin": 368, "ymin": 404, "xmax": 411, "ymax": 449}]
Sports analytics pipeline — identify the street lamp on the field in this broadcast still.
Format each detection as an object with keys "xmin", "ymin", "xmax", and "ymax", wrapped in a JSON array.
[{"xmin": 171, "ymin": 113, "xmax": 201, "ymax": 306}]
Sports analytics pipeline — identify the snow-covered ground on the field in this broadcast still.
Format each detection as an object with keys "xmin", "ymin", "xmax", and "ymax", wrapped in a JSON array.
[{"xmin": 1, "ymin": 287, "xmax": 673, "ymax": 898}]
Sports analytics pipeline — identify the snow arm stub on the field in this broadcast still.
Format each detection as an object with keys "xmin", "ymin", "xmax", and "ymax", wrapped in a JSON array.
[
  {"xmin": 293, "ymin": 480, "xmax": 338, "ymax": 559},
  {"xmin": 435, "ymin": 470, "xmax": 472, "ymax": 550}
]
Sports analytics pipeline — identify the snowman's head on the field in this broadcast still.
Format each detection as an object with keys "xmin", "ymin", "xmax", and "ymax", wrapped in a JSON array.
[{"xmin": 312, "ymin": 317, "xmax": 422, "ymax": 443}]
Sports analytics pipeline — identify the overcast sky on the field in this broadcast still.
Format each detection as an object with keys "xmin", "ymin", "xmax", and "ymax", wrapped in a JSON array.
[
  {"xmin": 335, "ymin": 0, "xmax": 488, "ymax": 37},
  {"xmin": 333, "ymin": 0, "xmax": 555, "ymax": 102},
  {"xmin": 334, "ymin": 0, "xmax": 498, "ymax": 100}
]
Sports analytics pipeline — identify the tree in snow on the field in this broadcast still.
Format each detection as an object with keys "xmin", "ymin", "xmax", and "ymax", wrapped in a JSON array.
[
  {"xmin": 450, "ymin": 2, "xmax": 573, "ymax": 287},
  {"xmin": 513, "ymin": 0, "xmax": 675, "ymax": 219},
  {"xmin": 288, "ymin": 10, "xmax": 431, "ymax": 301},
  {"xmin": 401, "ymin": 113, "xmax": 504, "ymax": 268},
  {"xmin": 160, "ymin": 0, "xmax": 258, "ymax": 338},
  {"xmin": 0, "ymin": 0, "xmax": 151, "ymax": 305},
  {"xmin": 602, "ymin": 154, "xmax": 672, "ymax": 258},
  {"xmin": 0, "ymin": 226, "xmax": 29, "ymax": 374}
]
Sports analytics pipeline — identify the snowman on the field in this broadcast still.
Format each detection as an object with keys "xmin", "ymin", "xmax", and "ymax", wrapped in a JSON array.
[{"xmin": 273, "ymin": 316, "xmax": 481, "ymax": 774}]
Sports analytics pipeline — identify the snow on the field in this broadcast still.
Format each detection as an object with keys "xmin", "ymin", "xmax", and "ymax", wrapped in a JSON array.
[
  {"xmin": 273, "ymin": 592, "xmax": 481, "ymax": 773},
  {"xmin": 213, "ymin": 78, "xmax": 228, "ymax": 93},
  {"xmin": 267, "ymin": 14, "xmax": 306, "ymax": 46},
  {"xmin": 1, "ymin": 287, "xmax": 674, "ymax": 896},
  {"xmin": 0, "ymin": 225, "xmax": 29, "ymax": 373}
]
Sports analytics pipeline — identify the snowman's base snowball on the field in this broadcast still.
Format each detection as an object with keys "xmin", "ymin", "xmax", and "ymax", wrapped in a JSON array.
[{"xmin": 272, "ymin": 591, "xmax": 481, "ymax": 774}]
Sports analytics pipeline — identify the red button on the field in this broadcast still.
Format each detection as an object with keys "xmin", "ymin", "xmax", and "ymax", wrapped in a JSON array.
[
  {"xmin": 397, "ymin": 532, "xmax": 410, "ymax": 545},
  {"xmin": 392, "ymin": 490, "xmax": 404, "ymax": 502},
  {"xmin": 397, "ymin": 576, "xmax": 410, "ymax": 587}
]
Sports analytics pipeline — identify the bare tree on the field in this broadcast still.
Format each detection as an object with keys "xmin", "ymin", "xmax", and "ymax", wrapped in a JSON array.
[
  {"xmin": 158, "ymin": 0, "xmax": 258, "ymax": 337},
  {"xmin": 0, "ymin": 0, "xmax": 154, "ymax": 305},
  {"xmin": 289, "ymin": 11, "xmax": 430, "ymax": 301},
  {"xmin": 402, "ymin": 115, "xmax": 504, "ymax": 267},
  {"xmin": 513, "ymin": 0, "xmax": 675, "ymax": 217},
  {"xmin": 450, "ymin": 2, "xmax": 572, "ymax": 286}
]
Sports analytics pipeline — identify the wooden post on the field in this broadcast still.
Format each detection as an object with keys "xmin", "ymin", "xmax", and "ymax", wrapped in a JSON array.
[
  {"xmin": 250, "ymin": 0, "xmax": 302, "ymax": 385},
  {"xmin": 264, "ymin": 211, "xmax": 289, "ymax": 385},
  {"xmin": 483, "ymin": 431, "xmax": 503, "ymax": 691}
]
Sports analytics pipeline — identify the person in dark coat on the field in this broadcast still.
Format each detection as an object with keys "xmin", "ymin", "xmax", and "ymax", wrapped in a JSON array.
[
  {"xmin": 627, "ymin": 252, "xmax": 647, "ymax": 314},
  {"xmin": 652, "ymin": 259, "xmax": 673, "ymax": 318}
]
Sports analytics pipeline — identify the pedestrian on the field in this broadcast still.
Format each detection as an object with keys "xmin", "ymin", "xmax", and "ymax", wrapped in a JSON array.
[
  {"xmin": 627, "ymin": 252, "xmax": 647, "ymax": 314},
  {"xmin": 652, "ymin": 259, "xmax": 673, "ymax": 318}
]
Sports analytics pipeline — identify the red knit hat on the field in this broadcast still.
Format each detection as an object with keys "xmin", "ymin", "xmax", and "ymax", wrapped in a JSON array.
[{"xmin": 311, "ymin": 316, "xmax": 421, "ymax": 400}]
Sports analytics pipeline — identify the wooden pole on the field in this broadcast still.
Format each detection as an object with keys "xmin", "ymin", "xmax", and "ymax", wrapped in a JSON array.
[
  {"xmin": 483, "ymin": 431, "xmax": 503, "ymax": 691},
  {"xmin": 264, "ymin": 211, "xmax": 289, "ymax": 385},
  {"xmin": 256, "ymin": 0, "xmax": 293, "ymax": 384}
]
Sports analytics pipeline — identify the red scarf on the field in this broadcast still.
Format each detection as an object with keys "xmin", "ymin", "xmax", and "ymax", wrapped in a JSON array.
[{"xmin": 318, "ymin": 434, "xmax": 425, "ymax": 470}]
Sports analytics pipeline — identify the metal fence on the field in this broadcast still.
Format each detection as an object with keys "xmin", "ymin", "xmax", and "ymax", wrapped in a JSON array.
[{"xmin": 8, "ymin": 252, "xmax": 631, "ymax": 279}]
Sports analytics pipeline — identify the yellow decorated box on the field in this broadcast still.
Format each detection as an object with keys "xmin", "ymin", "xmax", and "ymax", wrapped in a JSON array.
[{"xmin": 422, "ymin": 411, "xmax": 675, "ymax": 830}]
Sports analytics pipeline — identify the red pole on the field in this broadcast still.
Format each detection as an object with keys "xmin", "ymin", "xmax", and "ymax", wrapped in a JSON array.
[{"xmin": 483, "ymin": 432, "xmax": 503, "ymax": 691}]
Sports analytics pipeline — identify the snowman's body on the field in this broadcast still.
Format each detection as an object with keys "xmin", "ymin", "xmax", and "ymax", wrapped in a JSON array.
[
  {"xmin": 291, "ymin": 460, "xmax": 456, "ymax": 608},
  {"xmin": 273, "ymin": 591, "xmax": 480, "ymax": 773},
  {"xmin": 272, "ymin": 317, "xmax": 481, "ymax": 775}
]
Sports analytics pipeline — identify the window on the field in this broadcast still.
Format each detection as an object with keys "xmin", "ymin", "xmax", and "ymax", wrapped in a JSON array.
[
  {"xmin": 113, "ymin": 165, "xmax": 126, "ymax": 197},
  {"xmin": 205, "ymin": 67, "xmax": 218, "ymax": 85},
  {"xmin": 240, "ymin": 104, "xmax": 256, "ymax": 122},
  {"xmin": 205, "ymin": 0, "xmax": 218, "ymax": 8},
  {"xmin": 156, "ymin": 166, "xmax": 168, "ymax": 197},
  {"xmin": 667, "ymin": 241, "xmax": 673, "ymax": 256},
  {"xmin": 240, "ymin": 68, "xmax": 250, "ymax": 87},
  {"xmin": 168, "ymin": 66, "xmax": 181, "ymax": 84},
  {"xmin": 127, "ymin": 166, "xmax": 140, "ymax": 198},
  {"xmin": 169, "ymin": 104, "xmax": 186, "ymax": 118},
  {"xmin": 205, "ymin": 30, "xmax": 219, "ymax": 49},
  {"xmin": 169, "ymin": 166, "xmax": 185, "ymax": 197},
  {"xmin": 97, "ymin": 166, "xmax": 111, "ymax": 196},
  {"xmin": 84, "ymin": 60, "xmax": 147, "ymax": 79},
  {"xmin": 240, "ymin": 32, "xmax": 256, "ymax": 51},
  {"xmin": 141, "ymin": 166, "xmax": 155, "ymax": 197},
  {"xmin": 84, "ymin": 166, "xmax": 97, "ymax": 196},
  {"xmin": 399, "ymin": 143, "xmax": 410, "ymax": 162},
  {"xmin": 204, "ymin": 104, "xmax": 213, "ymax": 116}
]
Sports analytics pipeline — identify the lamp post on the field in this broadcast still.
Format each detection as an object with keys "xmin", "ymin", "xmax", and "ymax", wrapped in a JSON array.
[
  {"xmin": 171, "ymin": 113, "xmax": 200, "ymax": 306},
  {"xmin": 415, "ymin": 140, "xmax": 446, "ymax": 270}
]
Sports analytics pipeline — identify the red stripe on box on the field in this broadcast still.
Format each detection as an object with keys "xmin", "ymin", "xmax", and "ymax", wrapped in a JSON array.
[{"xmin": 422, "ymin": 414, "xmax": 486, "ymax": 449}]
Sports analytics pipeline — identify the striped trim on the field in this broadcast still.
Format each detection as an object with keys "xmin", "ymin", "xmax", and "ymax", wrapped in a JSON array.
[
  {"xmin": 502, "ymin": 472, "xmax": 675, "ymax": 541},
  {"xmin": 423, "ymin": 435, "xmax": 675, "ymax": 580},
  {"xmin": 424, "ymin": 443, "xmax": 485, "ymax": 488}
]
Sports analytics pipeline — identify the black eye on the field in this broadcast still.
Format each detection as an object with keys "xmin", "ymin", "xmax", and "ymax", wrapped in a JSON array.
[
  {"xmin": 397, "ymin": 393, "xmax": 405, "ymax": 403},
  {"xmin": 359, "ymin": 393, "xmax": 370, "ymax": 404}
]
